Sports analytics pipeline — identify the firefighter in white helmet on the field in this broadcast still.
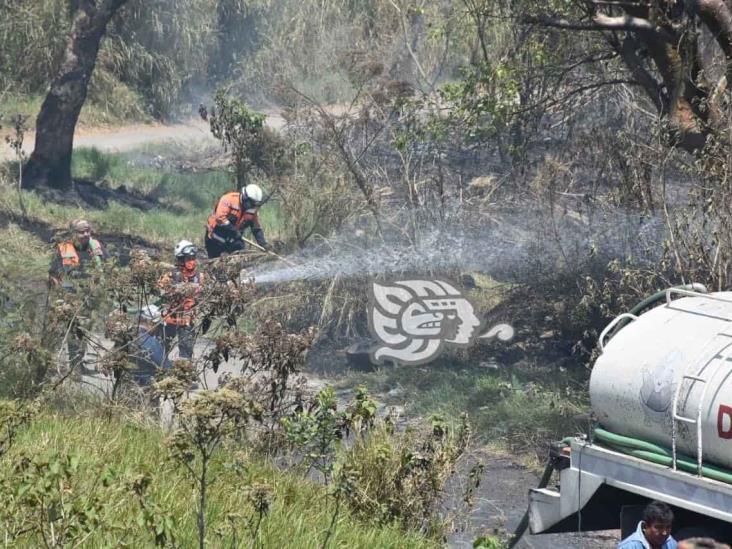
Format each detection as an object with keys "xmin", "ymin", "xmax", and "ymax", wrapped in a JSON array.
[
  {"xmin": 204, "ymin": 184, "xmax": 268, "ymax": 258},
  {"xmin": 157, "ymin": 240, "xmax": 205, "ymax": 360}
]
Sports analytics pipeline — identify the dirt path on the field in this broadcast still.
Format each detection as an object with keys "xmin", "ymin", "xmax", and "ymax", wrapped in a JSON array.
[{"xmin": 0, "ymin": 111, "xmax": 286, "ymax": 161}]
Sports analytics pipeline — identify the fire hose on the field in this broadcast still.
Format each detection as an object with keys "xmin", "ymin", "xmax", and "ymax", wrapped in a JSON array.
[
  {"xmin": 239, "ymin": 236, "xmax": 299, "ymax": 267},
  {"xmin": 592, "ymin": 428, "xmax": 732, "ymax": 485}
]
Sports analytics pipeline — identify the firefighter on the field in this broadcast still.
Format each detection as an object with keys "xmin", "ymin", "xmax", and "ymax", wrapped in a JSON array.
[
  {"xmin": 49, "ymin": 219, "xmax": 109, "ymax": 289},
  {"xmin": 48, "ymin": 219, "xmax": 109, "ymax": 371},
  {"xmin": 204, "ymin": 184, "xmax": 268, "ymax": 259},
  {"xmin": 158, "ymin": 240, "xmax": 204, "ymax": 360}
]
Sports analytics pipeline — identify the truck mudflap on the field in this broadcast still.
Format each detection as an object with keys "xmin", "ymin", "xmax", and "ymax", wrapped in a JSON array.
[{"xmin": 529, "ymin": 464, "xmax": 604, "ymax": 534}]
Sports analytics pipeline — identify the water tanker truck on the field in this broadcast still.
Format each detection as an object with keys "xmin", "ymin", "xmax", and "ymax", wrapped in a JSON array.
[{"xmin": 519, "ymin": 285, "xmax": 732, "ymax": 545}]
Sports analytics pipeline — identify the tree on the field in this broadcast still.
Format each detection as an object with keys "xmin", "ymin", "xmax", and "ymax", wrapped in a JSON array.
[
  {"xmin": 526, "ymin": 0, "xmax": 732, "ymax": 156},
  {"xmin": 24, "ymin": 0, "xmax": 128, "ymax": 191}
]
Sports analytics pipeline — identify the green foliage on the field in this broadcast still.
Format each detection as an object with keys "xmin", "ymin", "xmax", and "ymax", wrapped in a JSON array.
[
  {"xmin": 129, "ymin": 473, "xmax": 178, "ymax": 547},
  {"xmin": 161, "ymin": 386, "xmax": 258, "ymax": 548},
  {"xmin": 283, "ymin": 385, "xmax": 378, "ymax": 483},
  {"xmin": 0, "ymin": 222, "xmax": 54, "ymax": 397},
  {"xmin": 3, "ymin": 452, "xmax": 110, "ymax": 545},
  {"xmin": 104, "ymin": 0, "xmax": 220, "ymax": 118},
  {"xmin": 0, "ymin": 398, "xmax": 41, "ymax": 458},
  {"xmin": 1, "ymin": 446, "xmax": 177, "ymax": 547},
  {"xmin": 335, "ymin": 412, "xmax": 470, "ymax": 536},
  {"xmin": 275, "ymin": 138, "xmax": 356, "ymax": 247},
  {"xmin": 204, "ymin": 90, "xmax": 284, "ymax": 185},
  {"xmin": 0, "ymin": 1, "xmax": 70, "ymax": 94},
  {"xmin": 438, "ymin": 61, "xmax": 521, "ymax": 142},
  {"xmin": 347, "ymin": 364, "xmax": 587, "ymax": 460},
  {"xmin": 0, "ymin": 0, "xmax": 219, "ymax": 119},
  {"xmin": 72, "ymin": 147, "xmax": 118, "ymax": 182},
  {"xmin": 283, "ymin": 386, "xmax": 343, "ymax": 482},
  {"xmin": 282, "ymin": 385, "xmax": 467, "ymax": 538},
  {"xmin": 1, "ymin": 412, "xmax": 439, "ymax": 547},
  {"xmin": 0, "ymin": 332, "xmax": 53, "ymax": 398},
  {"xmin": 473, "ymin": 535, "xmax": 506, "ymax": 549}
]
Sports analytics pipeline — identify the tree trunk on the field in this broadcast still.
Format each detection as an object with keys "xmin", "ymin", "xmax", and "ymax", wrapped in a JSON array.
[{"xmin": 24, "ymin": 0, "xmax": 128, "ymax": 190}]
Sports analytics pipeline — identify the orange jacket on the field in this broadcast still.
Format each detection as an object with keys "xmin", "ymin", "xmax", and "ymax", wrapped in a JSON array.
[
  {"xmin": 206, "ymin": 192, "xmax": 261, "ymax": 237},
  {"xmin": 158, "ymin": 269, "xmax": 204, "ymax": 326},
  {"xmin": 58, "ymin": 239, "xmax": 104, "ymax": 269}
]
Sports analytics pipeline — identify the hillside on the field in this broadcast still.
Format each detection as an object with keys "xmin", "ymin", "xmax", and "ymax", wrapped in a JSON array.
[{"xmin": 7, "ymin": 0, "xmax": 732, "ymax": 547}]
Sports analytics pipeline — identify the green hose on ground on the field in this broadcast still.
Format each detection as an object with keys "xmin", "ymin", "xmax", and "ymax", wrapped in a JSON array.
[{"xmin": 592, "ymin": 428, "xmax": 732, "ymax": 485}]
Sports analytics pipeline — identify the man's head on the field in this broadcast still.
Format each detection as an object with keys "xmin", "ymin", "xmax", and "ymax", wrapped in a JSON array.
[
  {"xmin": 70, "ymin": 219, "xmax": 92, "ymax": 247},
  {"xmin": 174, "ymin": 239, "xmax": 197, "ymax": 272},
  {"xmin": 240, "ymin": 183, "xmax": 263, "ymax": 213},
  {"xmin": 642, "ymin": 501, "xmax": 674, "ymax": 547}
]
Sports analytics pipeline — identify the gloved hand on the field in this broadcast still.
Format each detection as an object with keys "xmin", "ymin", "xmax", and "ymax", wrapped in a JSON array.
[
  {"xmin": 216, "ymin": 223, "xmax": 240, "ymax": 242},
  {"xmin": 254, "ymin": 236, "xmax": 269, "ymax": 251}
]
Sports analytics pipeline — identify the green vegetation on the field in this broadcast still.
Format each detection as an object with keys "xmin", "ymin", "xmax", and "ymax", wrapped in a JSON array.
[
  {"xmin": 0, "ymin": 145, "xmax": 289, "ymax": 255},
  {"xmin": 0, "ymin": 94, "xmax": 150, "ymax": 133},
  {"xmin": 2, "ymin": 411, "xmax": 439, "ymax": 548},
  {"xmin": 0, "ymin": 0, "xmax": 438, "ymax": 124},
  {"xmin": 342, "ymin": 363, "xmax": 587, "ymax": 461},
  {"xmin": 0, "ymin": 223, "xmax": 49, "ymax": 286},
  {"xmin": 1, "ymin": 0, "xmax": 222, "ymax": 121}
]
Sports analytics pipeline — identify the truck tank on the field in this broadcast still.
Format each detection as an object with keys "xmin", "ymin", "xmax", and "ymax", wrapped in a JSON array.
[{"xmin": 590, "ymin": 289, "xmax": 732, "ymax": 471}]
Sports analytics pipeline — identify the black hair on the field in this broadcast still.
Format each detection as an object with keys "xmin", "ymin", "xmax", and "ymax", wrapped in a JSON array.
[{"xmin": 642, "ymin": 501, "xmax": 674, "ymax": 526}]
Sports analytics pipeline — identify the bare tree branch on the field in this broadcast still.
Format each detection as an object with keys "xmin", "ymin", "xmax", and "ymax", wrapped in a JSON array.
[
  {"xmin": 524, "ymin": 13, "xmax": 662, "ymax": 34},
  {"xmin": 689, "ymin": 0, "xmax": 732, "ymax": 85},
  {"xmin": 607, "ymin": 34, "xmax": 666, "ymax": 112}
]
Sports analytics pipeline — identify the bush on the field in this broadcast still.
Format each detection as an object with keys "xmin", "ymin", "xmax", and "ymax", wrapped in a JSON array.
[{"xmin": 336, "ymin": 414, "xmax": 470, "ymax": 537}]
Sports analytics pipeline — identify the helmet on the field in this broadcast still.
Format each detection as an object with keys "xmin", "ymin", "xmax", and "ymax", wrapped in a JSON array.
[
  {"xmin": 139, "ymin": 304, "xmax": 161, "ymax": 322},
  {"xmin": 241, "ymin": 184, "xmax": 264, "ymax": 206},
  {"xmin": 174, "ymin": 239, "xmax": 197, "ymax": 259}
]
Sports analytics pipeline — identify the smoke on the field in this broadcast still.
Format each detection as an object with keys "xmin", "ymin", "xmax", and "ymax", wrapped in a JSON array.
[{"xmin": 249, "ymin": 206, "xmax": 667, "ymax": 286}]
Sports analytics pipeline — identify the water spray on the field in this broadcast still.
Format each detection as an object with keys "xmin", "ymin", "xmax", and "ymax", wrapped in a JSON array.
[{"xmin": 245, "ymin": 210, "xmax": 668, "ymax": 287}]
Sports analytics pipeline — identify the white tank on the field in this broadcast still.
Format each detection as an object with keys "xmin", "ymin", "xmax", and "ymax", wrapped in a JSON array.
[{"xmin": 590, "ymin": 290, "xmax": 732, "ymax": 470}]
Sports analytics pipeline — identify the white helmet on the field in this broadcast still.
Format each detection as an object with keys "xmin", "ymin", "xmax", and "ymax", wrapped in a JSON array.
[
  {"xmin": 242, "ymin": 184, "xmax": 263, "ymax": 206},
  {"xmin": 174, "ymin": 239, "xmax": 197, "ymax": 258},
  {"xmin": 139, "ymin": 304, "xmax": 162, "ymax": 322}
]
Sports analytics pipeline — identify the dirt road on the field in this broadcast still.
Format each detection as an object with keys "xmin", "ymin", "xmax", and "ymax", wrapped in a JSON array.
[{"xmin": 0, "ymin": 111, "xmax": 286, "ymax": 161}]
